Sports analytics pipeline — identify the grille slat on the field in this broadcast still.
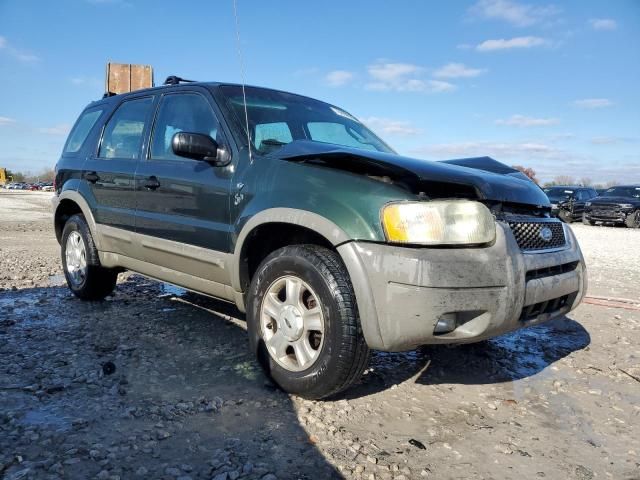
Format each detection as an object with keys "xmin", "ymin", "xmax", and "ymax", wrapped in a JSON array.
[{"xmin": 507, "ymin": 220, "xmax": 567, "ymax": 251}]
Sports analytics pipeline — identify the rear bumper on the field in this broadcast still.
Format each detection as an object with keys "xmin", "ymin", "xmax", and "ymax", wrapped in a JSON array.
[{"xmin": 338, "ymin": 222, "xmax": 587, "ymax": 351}]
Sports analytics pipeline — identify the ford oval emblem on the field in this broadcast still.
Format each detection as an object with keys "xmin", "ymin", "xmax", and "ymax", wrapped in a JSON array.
[{"xmin": 540, "ymin": 226, "xmax": 553, "ymax": 242}]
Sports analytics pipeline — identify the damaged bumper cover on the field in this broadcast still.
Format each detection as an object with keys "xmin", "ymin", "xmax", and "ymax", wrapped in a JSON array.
[{"xmin": 338, "ymin": 222, "xmax": 586, "ymax": 351}]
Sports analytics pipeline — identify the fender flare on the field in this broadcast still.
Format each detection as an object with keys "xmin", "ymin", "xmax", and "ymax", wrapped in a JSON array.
[
  {"xmin": 230, "ymin": 207, "xmax": 384, "ymax": 348},
  {"xmin": 53, "ymin": 190, "xmax": 101, "ymax": 249},
  {"xmin": 230, "ymin": 207, "xmax": 351, "ymax": 292}
]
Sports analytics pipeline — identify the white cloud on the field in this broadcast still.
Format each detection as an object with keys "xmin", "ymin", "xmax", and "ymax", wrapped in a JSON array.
[
  {"xmin": 39, "ymin": 124, "xmax": 72, "ymax": 136},
  {"xmin": 572, "ymin": 98, "xmax": 613, "ymax": 109},
  {"xmin": 468, "ymin": 0, "xmax": 561, "ymax": 27},
  {"xmin": 325, "ymin": 70, "xmax": 355, "ymax": 87},
  {"xmin": 476, "ymin": 36, "xmax": 548, "ymax": 51},
  {"xmin": 361, "ymin": 117, "xmax": 421, "ymax": 136},
  {"xmin": 414, "ymin": 140, "xmax": 560, "ymax": 160},
  {"xmin": 495, "ymin": 114, "xmax": 559, "ymax": 127},
  {"xmin": 413, "ymin": 141, "xmax": 640, "ymax": 183},
  {"xmin": 0, "ymin": 35, "xmax": 40, "ymax": 63},
  {"xmin": 590, "ymin": 136, "xmax": 636, "ymax": 145},
  {"xmin": 0, "ymin": 116, "xmax": 16, "ymax": 126},
  {"xmin": 70, "ymin": 76, "xmax": 103, "ymax": 88},
  {"xmin": 365, "ymin": 62, "xmax": 455, "ymax": 93},
  {"xmin": 589, "ymin": 18, "xmax": 617, "ymax": 31},
  {"xmin": 433, "ymin": 62, "xmax": 487, "ymax": 79}
]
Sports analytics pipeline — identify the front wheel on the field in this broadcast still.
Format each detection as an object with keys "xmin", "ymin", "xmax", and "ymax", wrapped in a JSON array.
[
  {"xmin": 247, "ymin": 245, "xmax": 369, "ymax": 399},
  {"xmin": 582, "ymin": 215, "xmax": 595, "ymax": 226},
  {"xmin": 559, "ymin": 209, "xmax": 573, "ymax": 223},
  {"xmin": 625, "ymin": 210, "xmax": 640, "ymax": 228},
  {"xmin": 61, "ymin": 214, "xmax": 118, "ymax": 300}
]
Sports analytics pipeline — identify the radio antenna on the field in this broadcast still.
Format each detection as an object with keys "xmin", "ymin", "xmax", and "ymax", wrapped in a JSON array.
[{"xmin": 232, "ymin": 0, "xmax": 253, "ymax": 164}]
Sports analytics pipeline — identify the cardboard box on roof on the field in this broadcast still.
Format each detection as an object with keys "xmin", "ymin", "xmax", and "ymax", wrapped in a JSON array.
[{"xmin": 105, "ymin": 63, "xmax": 153, "ymax": 95}]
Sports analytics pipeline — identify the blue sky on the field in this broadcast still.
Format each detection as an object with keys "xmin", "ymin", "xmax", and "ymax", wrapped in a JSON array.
[{"xmin": 0, "ymin": 0, "xmax": 638, "ymax": 183}]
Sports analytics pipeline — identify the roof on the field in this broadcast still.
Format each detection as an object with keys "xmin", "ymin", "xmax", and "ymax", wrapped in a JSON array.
[{"xmin": 91, "ymin": 80, "xmax": 340, "ymax": 109}]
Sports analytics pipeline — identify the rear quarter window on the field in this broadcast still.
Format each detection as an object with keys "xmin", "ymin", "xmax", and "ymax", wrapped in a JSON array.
[{"xmin": 64, "ymin": 109, "xmax": 104, "ymax": 153}]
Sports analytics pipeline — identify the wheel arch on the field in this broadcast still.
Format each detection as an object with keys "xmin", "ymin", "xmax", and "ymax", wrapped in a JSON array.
[
  {"xmin": 54, "ymin": 191, "xmax": 100, "ymax": 248},
  {"xmin": 231, "ymin": 208, "xmax": 352, "ymax": 294}
]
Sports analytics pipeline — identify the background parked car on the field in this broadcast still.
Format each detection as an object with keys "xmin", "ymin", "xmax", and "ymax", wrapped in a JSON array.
[
  {"xmin": 543, "ymin": 186, "xmax": 598, "ymax": 223},
  {"xmin": 583, "ymin": 185, "xmax": 640, "ymax": 228}
]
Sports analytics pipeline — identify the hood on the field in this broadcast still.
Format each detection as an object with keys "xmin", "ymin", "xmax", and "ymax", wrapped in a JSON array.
[
  {"xmin": 275, "ymin": 140, "xmax": 549, "ymax": 207},
  {"xmin": 591, "ymin": 196, "xmax": 640, "ymax": 206}
]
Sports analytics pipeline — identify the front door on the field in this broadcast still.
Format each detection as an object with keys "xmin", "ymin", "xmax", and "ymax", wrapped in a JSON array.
[
  {"xmin": 81, "ymin": 95, "xmax": 155, "ymax": 257},
  {"xmin": 134, "ymin": 90, "xmax": 234, "ymax": 288}
]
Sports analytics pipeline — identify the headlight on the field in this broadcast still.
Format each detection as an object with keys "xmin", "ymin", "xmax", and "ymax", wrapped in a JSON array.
[
  {"xmin": 381, "ymin": 200, "xmax": 496, "ymax": 245},
  {"xmin": 620, "ymin": 203, "xmax": 634, "ymax": 209},
  {"xmin": 585, "ymin": 202, "xmax": 591, "ymax": 207}
]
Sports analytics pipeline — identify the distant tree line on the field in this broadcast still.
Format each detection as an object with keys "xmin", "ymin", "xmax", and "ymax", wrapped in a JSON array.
[
  {"xmin": 5, "ymin": 168, "xmax": 55, "ymax": 183},
  {"xmin": 512, "ymin": 165, "xmax": 619, "ymax": 189}
]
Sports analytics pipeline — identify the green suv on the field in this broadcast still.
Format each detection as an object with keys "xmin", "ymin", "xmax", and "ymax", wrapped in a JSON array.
[{"xmin": 53, "ymin": 81, "xmax": 587, "ymax": 398}]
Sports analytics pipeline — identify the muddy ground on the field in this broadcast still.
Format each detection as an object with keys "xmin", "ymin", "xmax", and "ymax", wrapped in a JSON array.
[{"xmin": 1, "ymin": 190, "xmax": 639, "ymax": 480}]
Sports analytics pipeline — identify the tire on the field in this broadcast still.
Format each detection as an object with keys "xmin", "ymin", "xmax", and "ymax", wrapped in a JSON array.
[
  {"xmin": 625, "ymin": 210, "xmax": 640, "ymax": 228},
  {"xmin": 246, "ymin": 245, "xmax": 369, "ymax": 399},
  {"xmin": 558, "ymin": 209, "xmax": 573, "ymax": 223},
  {"xmin": 61, "ymin": 214, "xmax": 118, "ymax": 300},
  {"xmin": 582, "ymin": 215, "xmax": 595, "ymax": 226}
]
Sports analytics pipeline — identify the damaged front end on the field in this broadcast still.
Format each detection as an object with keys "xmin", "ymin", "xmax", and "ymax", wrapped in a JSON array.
[{"xmin": 275, "ymin": 140, "xmax": 550, "ymax": 218}]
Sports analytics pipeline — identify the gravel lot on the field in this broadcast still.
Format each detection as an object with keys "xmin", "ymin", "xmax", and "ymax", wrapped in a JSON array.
[{"xmin": 1, "ymin": 190, "xmax": 639, "ymax": 480}]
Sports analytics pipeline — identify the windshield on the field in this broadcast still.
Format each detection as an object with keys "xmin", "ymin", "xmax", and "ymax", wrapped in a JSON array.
[
  {"xmin": 543, "ymin": 187, "xmax": 574, "ymax": 201},
  {"xmin": 218, "ymin": 85, "xmax": 395, "ymax": 155},
  {"xmin": 601, "ymin": 186, "xmax": 640, "ymax": 198}
]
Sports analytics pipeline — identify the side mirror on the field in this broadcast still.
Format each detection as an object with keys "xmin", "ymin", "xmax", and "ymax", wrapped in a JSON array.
[{"xmin": 172, "ymin": 132, "xmax": 229, "ymax": 165}]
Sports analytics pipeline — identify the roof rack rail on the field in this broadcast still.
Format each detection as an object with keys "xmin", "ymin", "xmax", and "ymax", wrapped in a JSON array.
[{"xmin": 163, "ymin": 76, "xmax": 196, "ymax": 85}]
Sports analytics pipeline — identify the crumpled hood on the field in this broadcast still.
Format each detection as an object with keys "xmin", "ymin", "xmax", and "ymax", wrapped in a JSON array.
[{"xmin": 276, "ymin": 140, "xmax": 549, "ymax": 207}]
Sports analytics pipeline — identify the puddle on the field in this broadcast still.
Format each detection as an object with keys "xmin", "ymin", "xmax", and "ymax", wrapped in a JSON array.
[
  {"xmin": 488, "ymin": 320, "xmax": 589, "ymax": 379},
  {"xmin": 21, "ymin": 406, "xmax": 72, "ymax": 432},
  {"xmin": 0, "ymin": 289, "xmax": 66, "ymax": 328},
  {"xmin": 159, "ymin": 283, "xmax": 188, "ymax": 298}
]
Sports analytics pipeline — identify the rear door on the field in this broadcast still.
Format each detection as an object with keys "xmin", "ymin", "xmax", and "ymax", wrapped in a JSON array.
[
  {"xmin": 572, "ymin": 190, "xmax": 589, "ymax": 217},
  {"xmin": 81, "ymin": 95, "xmax": 155, "ymax": 257},
  {"xmin": 134, "ymin": 89, "xmax": 234, "ymax": 289}
]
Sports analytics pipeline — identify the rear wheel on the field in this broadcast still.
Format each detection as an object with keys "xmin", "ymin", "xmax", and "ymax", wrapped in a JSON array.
[
  {"xmin": 61, "ymin": 214, "xmax": 118, "ymax": 300},
  {"xmin": 247, "ymin": 245, "xmax": 369, "ymax": 399},
  {"xmin": 625, "ymin": 210, "xmax": 640, "ymax": 228}
]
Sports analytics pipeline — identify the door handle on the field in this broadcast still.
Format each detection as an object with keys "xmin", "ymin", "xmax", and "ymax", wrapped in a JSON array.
[
  {"xmin": 143, "ymin": 176, "xmax": 160, "ymax": 190},
  {"xmin": 84, "ymin": 171, "xmax": 99, "ymax": 183}
]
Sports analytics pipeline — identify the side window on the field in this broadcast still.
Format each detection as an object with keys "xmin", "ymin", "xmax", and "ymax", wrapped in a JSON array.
[
  {"xmin": 254, "ymin": 122, "xmax": 292, "ymax": 151},
  {"xmin": 151, "ymin": 93, "xmax": 222, "ymax": 161},
  {"xmin": 307, "ymin": 122, "xmax": 377, "ymax": 151},
  {"xmin": 64, "ymin": 109, "xmax": 103, "ymax": 153},
  {"xmin": 99, "ymin": 97, "xmax": 153, "ymax": 160}
]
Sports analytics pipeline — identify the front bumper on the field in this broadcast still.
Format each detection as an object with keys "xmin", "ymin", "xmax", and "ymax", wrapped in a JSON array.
[
  {"xmin": 338, "ymin": 222, "xmax": 587, "ymax": 351},
  {"xmin": 584, "ymin": 208, "xmax": 633, "ymax": 223}
]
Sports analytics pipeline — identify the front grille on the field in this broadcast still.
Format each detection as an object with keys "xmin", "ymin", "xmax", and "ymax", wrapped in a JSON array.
[
  {"xmin": 525, "ymin": 261, "xmax": 579, "ymax": 282},
  {"xmin": 591, "ymin": 208, "xmax": 620, "ymax": 216},
  {"xmin": 591, "ymin": 203, "xmax": 620, "ymax": 210},
  {"xmin": 520, "ymin": 294, "xmax": 573, "ymax": 321},
  {"xmin": 507, "ymin": 220, "xmax": 567, "ymax": 251}
]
